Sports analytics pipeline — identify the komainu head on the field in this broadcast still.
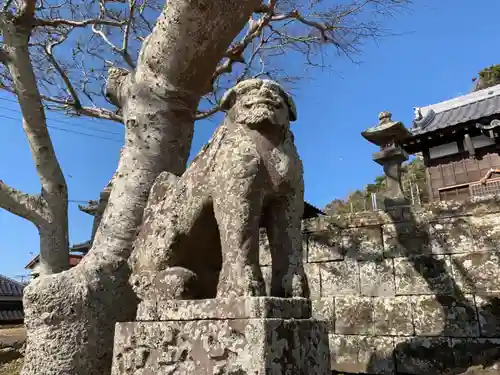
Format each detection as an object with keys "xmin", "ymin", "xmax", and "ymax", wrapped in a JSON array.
[{"xmin": 220, "ymin": 78, "xmax": 297, "ymax": 129}]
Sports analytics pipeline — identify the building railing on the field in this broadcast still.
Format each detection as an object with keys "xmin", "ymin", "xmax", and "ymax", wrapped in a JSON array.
[
  {"xmin": 327, "ymin": 176, "xmax": 500, "ymax": 215},
  {"xmin": 470, "ymin": 177, "xmax": 500, "ymax": 197}
]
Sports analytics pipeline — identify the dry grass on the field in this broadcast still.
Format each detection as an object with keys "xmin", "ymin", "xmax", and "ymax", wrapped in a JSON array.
[
  {"xmin": 0, "ymin": 327, "xmax": 25, "ymax": 347},
  {"xmin": 0, "ymin": 326, "xmax": 25, "ymax": 375},
  {"xmin": 0, "ymin": 359, "xmax": 23, "ymax": 375}
]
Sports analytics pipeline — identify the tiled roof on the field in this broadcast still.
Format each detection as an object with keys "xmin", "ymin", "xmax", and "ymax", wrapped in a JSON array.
[
  {"xmin": 411, "ymin": 84, "xmax": 500, "ymax": 136},
  {"xmin": 0, "ymin": 275, "xmax": 24, "ymax": 298},
  {"xmin": 0, "ymin": 308, "xmax": 23, "ymax": 321},
  {"xmin": 304, "ymin": 201, "xmax": 324, "ymax": 219}
]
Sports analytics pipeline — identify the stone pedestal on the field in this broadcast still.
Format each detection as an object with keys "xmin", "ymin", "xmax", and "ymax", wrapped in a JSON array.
[
  {"xmin": 111, "ymin": 297, "xmax": 330, "ymax": 375},
  {"xmin": 373, "ymin": 146, "xmax": 410, "ymax": 207}
]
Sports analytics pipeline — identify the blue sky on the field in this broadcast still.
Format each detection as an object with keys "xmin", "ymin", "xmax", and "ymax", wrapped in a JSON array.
[{"xmin": 1, "ymin": 0, "xmax": 500, "ymax": 278}]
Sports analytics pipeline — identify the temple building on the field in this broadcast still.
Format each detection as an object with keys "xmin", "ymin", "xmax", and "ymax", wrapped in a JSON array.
[
  {"xmin": 0, "ymin": 275, "xmax": 24, "ymax": 324},
  {"xmin": 401, "ymin": 83, "xmax": 500, "ymax": 202}
]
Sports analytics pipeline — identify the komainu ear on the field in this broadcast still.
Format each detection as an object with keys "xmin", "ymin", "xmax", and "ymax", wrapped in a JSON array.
[
  {"xmin": 220, "ymin": 86, "xmax": 237, "ymax": 112},
  {"xmin": 286, "ymin": 94, "xmax": 297, "ymax": 122}
]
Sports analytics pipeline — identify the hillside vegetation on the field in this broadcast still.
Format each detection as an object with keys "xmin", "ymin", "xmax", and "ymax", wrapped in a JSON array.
[
  {"xmin": 325, "ymin": 158, "xmax": 427, "ymax": 214},
  {"xmin": 473, "ymin": 64, "xmax": 500, "ymax": 91}
]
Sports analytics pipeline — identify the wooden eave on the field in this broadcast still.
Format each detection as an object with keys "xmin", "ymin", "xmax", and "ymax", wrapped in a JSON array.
[{"xmin": 401, "ymin": 114, "xmax": 500, "ymax": 154}]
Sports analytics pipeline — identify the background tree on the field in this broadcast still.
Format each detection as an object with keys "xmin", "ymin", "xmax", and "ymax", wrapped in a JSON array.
[
  {"xmin": 472, "ymin": 64, "xmax": 500, "ymax": 92},
  {"xmin": 0, "ymin": 0, "xmax": 411, "ymax": 374},
  {"xmin": 0, "ymin": 0, "xmax": 410, "ymax": 276}
]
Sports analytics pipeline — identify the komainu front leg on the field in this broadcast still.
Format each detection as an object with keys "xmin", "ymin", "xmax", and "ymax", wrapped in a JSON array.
[
  {"xmin": 265, "ymin": 193, "xmax": 309, "ymax": 298},
  {"xmin": 213, "ymin": 188, "xmax": 266, "ymax": 299}
]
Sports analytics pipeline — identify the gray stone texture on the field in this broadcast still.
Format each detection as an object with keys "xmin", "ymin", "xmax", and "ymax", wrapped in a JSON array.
[
  {"xmin": 123, "ymin": 187, "xmax": 500, "ymax": 375},
  {"xmin": 335, "ymin": 297, "xmax": 374, "ymax": 335},
  {"xmin": 306, "ymin": 230, "xmax": 343, "ymax": 263},
  {"xmin": 304, "ymin": 263, "xmax": 322, "ymax": 299},
  {"xmin": 137, "ymin": 297, "xmax": 311, "ymax": 321},
  {"xmin": 359, "ymin": 259, "xmax": 395, "ymax": 296},
  {"xmin": 299, "ymin": 198, "xmax": 500, "ymax": 374},
  {"xmin": 111, "ymin": 80, "xmax": 332, "ymax": 375},
  {"xmin": 258, "ymin": 228, "xmax": 272, "ymax": 266},
  {"xmin": 112, "ymin": 316, "xmax": 330, "ymax": 375},
  {"xmin": 130, "ymin": 78, "xmax": 309, "ymax": 301},
  {"xmin": 426, "ymin": 218, "xmax": 473, "ymax": 255},
  {"xmin": 383, "ymin": 221, "xmax": 429, "ymax": 258},
  {"xmin": 319, "ymin": 260, "xmax": 359, "ymax": 297},
  {"xmin": 451, "ymin": 252, "xmax": 500, "ymax": 293},
  {"xmin": 475, "ymin": 294, "xmax": 500, "ymax": 337},
  {"xmin": 394, "ymin": 337, "xmax": 454, "ymax": 375},
  {"xmin": 260, "ymin": 228, "xmax": 308, "ymax": 266},
  {"xmin": 311, "ymin": 298, "xmax": 335, "ymax": 331},
  {"xmin": 412, "ymin": 295, "xmax": 479, "ymax": 337},
  {"xmin": 449, "ymin": 338, "xmax": 500, "ymax": 375},
  {"xmin": 329, "ymin": 334, "xmax": 394, "ymax": 374},
  {"xmin": 394, "ymin": 255, "xmax": 455, "ymax": 295},
  {"xmin": 342, "ymin": 225, "xmax": 384, "ymax": 260},
  {"xmin": 470, "ymin": 214, "xmax": 500, "ymax": 252},
  {"xmin": 374, "ymin": 296, "xmax": 414, "ymax": 336}
]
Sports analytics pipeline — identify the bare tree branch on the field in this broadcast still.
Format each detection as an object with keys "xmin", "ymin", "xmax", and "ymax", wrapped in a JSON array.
[
  {"xmin": 212, "ymin": 0, "xmax": 278, "ymax": 82},
  {"xmin": 2, "ymin": 0, "xmax": 14, "ymax": 13},
  {"xmin": 0, "ymin": 47, "xmax": 8, "ymax": 64},
  {"xmin": 1, "ymin": 4, "xmax": 69, "ymax": 274},
  {"xmin": 34, "ymin": 18, "xmax": 126, "ymax": 28},
  {"xmin": 0, "ymin": 180, "xmax": 48, "ymax": 224},
  {"xmin": 18, "ymin": 0, "xmax": 37, "ymax": 22},
  {"xmin": 44, "ymin": 34, "xmax": 82, "ymax": 109},
  {"xmin": 195, "ymin": 105, "xmax": 221, "ymax": 120},
  {"xmin": 0, "ymin": 0, "xmax": 409, "ymax": 122}
]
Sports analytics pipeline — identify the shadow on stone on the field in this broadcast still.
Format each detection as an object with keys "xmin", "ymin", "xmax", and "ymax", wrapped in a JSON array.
[{"xmin": 365, "ymin": 199, "xmax": 500, "ymax": 374}]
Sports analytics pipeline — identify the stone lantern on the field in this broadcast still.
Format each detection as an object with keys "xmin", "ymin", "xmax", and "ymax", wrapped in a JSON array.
[{"xmin": 361, "ymin": 111, "xmax": 411, "ymax": 206}]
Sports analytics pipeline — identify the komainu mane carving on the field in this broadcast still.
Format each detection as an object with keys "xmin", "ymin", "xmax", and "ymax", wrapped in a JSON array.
[{"xmin": 130, "ymin": 79, "xmax": 309, "ymax": 303}]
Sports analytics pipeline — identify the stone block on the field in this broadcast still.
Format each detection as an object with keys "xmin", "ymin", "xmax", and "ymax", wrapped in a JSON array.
[
  {"xmin": 138, "ymin": 297, "xmax": 312, "ymax": 321},
  {"xmin": 358, "ymin": 336, "xmax": 395, "ymax": 375},
  {"xmin": 259, "ymin": 228, "xmax": 307, "ymax": 266},
  {"xmin": 374, "ymin": 297, "xmax": 414, "ymax": 336},
  {"xmin": 319, "ymin": 260, "xmax": 359, "ymax": 297},
  {"xmin": 394, "ymin": 337, "xmax": 454, "ymax": 375},
  {"xmin": 412, "ymin": 295, "xmax": 479, "ymax": 337},
  {"xmin": 342, "ymin": 225, "xmax": 384, "ymax": 260},
  {"xmin": 426, "ymin": 218, "xmax": 473, "ymax": 255},
  {"xmin": 470, "ymin": 214, "xmax": 500, "ymax": 252},
  {"xmin": 451, "ymin": 252, "xmax": 500, "ymax": 293},
  {"xmin": 306, "ymin": 230, "xmax": 343, "ymax": 262},
  {"xmin": 475, "ymin": 294, "xmax": 500, "ymax": 337},
  {"xmin": 329, "ymin": 334, "xmax": 394, "ymax": 374},
  {"xmin": 261, "ymin": 265, "xmax": 319, "ymax": 299},
  {"xmin": 335, "ymin": 296, "xmax": 374, "ymax": 335},
  {"xmin": 311, "ymin": 298, "xmax": 335, "ymax": 331},
  {"xmin": 304, "ymin": 263, "xmax": 321, "ymax": 299},
  {"xmin": 261, "ymin": 266, "xmax": 272, "ymax": 296},
  {"xmin": 112, "ymin": 316, "xmax": 331, "ymax": 375},
  {"xmin": 394, "ymin": 255, "xmax": 454, "ymax": 295},
  {"xmin": 259, "ymin": 228, "xmax": 272, "ymax": 266},
  {"xmin": 383, "ymin": 222, "xmax": 429, "ymax": 258},
  {"xmin": 360, "ymin": 259, "xmax": 395, "ymax": 297},
  {"xmin": 450, "ymin": 338, "xmax": 500, "ymax": 374}
]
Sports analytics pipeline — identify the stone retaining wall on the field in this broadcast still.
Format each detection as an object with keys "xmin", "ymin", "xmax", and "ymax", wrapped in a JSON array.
[{"xmin": 259, "ymin": 196, "xmax": 500, "ymax": 374}]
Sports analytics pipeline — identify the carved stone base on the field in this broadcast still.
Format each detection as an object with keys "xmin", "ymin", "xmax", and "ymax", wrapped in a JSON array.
[{"xmin": 111, "ymin": 297, "xmax": 330, "ymax": 375}]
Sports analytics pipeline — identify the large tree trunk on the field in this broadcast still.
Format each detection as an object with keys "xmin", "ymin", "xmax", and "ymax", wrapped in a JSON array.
[
  {"xmin": 21, "ymin": 1, "xmax": 260, "ymax": 374},
  {"xmin": 0, "ymin": 8, "xmax": 69, "ymax": 276}
]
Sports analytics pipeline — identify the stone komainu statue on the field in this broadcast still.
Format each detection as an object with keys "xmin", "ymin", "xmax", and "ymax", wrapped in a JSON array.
[{"xmin": 129, "ymin": 78, "xmax": 309, "ymax": 302}]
